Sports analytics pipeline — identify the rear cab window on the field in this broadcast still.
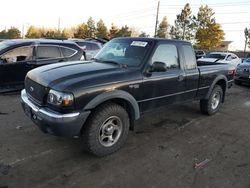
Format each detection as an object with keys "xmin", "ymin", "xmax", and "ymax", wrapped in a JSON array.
[{"xmin": 182, "ymin": 45, "xmax": 196, "ymax": 70}]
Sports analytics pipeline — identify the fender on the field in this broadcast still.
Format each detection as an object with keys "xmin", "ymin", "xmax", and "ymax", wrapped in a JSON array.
[
  {"xmin": 84, "ymin": 90, "xmax": 140, "ymax": 120},
  {"xmin": 205, "ymin": 75, "xmax": 228, "ymax": 100}
]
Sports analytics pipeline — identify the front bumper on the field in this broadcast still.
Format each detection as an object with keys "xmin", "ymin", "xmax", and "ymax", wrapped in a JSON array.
[{"xmin": 21, "ymin": 89, "xmax": 90, "ymax": 137}]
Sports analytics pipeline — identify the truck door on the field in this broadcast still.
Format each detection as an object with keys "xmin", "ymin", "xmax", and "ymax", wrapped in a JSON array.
[{"xmin": 139, "ymin": 42, "xmax": 186, "ymax": 112}]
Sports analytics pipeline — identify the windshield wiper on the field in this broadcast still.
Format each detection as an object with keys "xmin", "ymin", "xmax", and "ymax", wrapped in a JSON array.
[{"xmin": 92, "ymin": 58, "xmax": 127, "ymax": 68}]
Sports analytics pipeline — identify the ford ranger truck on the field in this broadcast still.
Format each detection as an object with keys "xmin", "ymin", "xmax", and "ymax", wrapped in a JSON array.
[{"xmin": 21, "ymin": 37, "xmax": 235, "ymax": 156}]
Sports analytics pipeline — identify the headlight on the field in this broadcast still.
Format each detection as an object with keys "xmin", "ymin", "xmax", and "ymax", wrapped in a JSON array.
[{"xmin": 47, "ymin": 89, "xmax": 74, "ymax": 107}]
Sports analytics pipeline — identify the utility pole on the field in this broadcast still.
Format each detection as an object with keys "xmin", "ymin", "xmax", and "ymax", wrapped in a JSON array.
[
  {"xmin": 58, "ymin": 17, "xmax": 61, "ymax": 32},
  {"xmin": 22, "ymin": 24, "xmax": 25, "ymax": 39},
  {"xmin": 154, "ymin": 1, "xmax": 160, "ymax": 37}
]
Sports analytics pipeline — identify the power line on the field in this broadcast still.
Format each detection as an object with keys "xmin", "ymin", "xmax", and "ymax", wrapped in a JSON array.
[
  {"xmin": 221, "ymin": 22, "xmax": 250, "ymax": 25},
  {"xmin": 159, "ymin": 11, "xmax": 250, "ymax": 15},
  {"xmin": 160, "ymin": 1, "xmax": 250, "ymax": 7}
]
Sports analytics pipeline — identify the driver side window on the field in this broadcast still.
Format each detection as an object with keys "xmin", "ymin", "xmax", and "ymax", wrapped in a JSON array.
[
  {"xmin": 151, "ymin": 44, "xmax": 179, "ymax": 69},
  {"xmin": 1, "ymin": 46, "xmax": 33, "ymax": 63},
  {"xmin": 227, "ymin": 55, "xmax": 232, "ymax": 61}
]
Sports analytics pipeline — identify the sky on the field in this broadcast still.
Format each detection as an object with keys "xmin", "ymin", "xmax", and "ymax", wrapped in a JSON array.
[{"xmin": 1, "ymin": 0, "xmax": 250, "ymax": 50}]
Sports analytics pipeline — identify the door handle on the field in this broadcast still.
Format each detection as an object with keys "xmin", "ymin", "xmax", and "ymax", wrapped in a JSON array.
[
  {"xmin": 178, "ymin": 74, "xmax": 185, "ymax": 81},
  {"xmin": 25, "ymin": 63, "xmax": 34, "ymax": 68}
]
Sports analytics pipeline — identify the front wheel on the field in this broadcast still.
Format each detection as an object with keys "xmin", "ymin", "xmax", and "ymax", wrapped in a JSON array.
[
  {"xmin": 82, "ymin": 102, "xmax": 130, "ymax": 157},
  {"xmin": 200, "ymin": 85, "xmax": 223, "ymax": 115}
]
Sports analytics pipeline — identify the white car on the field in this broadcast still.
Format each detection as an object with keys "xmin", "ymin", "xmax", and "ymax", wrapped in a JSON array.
[
  {"xmin": 73, "ymin": 40, "xmax": 103, "ymax": 60},
  {"xmin": 198, "ymin": 52, "xmax": 241, "ymax": 68}
]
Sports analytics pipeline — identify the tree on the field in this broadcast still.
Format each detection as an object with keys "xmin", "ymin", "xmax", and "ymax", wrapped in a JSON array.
[
  {"xmin": 0, "ymin": 30, "xmax": 8, "ymax": 39},
  {"xmin": 25, "ymin": 26, "xmax": 41, "ymax": 38},
  {"xmin": 194, "ymin": 5, "xmax": 225, "ymax": 50},
  {"xmin": 74, "ymin": 23, "xmax": 88, "ymax": 38},
  {"xmin": 130, "ymin": 27, "xmax": 140, "ymax": 37},
  {"xmin": 139, "ymin": 31, "xmax": 149, "ymax": 37},
  {"xmin": 156, "ymin": 16, "xmax": 168, "ymax": 38},
  {"xmin": 96, "ymin": 19, "xmax": 108, "ymax": 38},
  {"xmin": 244, "ymin": 27, "xmax": 250, "ymax": 52},
  {"xmin": 117, "ymin": 25, "xmax": 131, "ymax": 37},
  {"xmin": 86, "ymin": 17, "xmax": 96, "ymax": 37},
  {"xmin": 195, "ymin": 23, "xmax": 224, "ymax": 50},
  {"xmin": 7, "ymin": 27, "xmax": 21, "ymax": 39},
  {"xmin": 61, "ymin": 28, "xmax": 73, "ymax": 38},
  {"xmin": 109, "ymin": 23, "xmax": 119, "ymax": 39},
  {"xmin": 170, "ymin": 3, "xmax": 195, "ymax": 40}
]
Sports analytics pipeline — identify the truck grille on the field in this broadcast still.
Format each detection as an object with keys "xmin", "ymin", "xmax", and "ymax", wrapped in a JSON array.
[{"xmin": 25, "ymin": 78, "xmax": 47, "ymax": 105}]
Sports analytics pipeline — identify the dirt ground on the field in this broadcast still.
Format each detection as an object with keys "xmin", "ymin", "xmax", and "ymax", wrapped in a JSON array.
[{"xmin": 0, "ymin": 84, "xmax": 250, "ymax": 188}]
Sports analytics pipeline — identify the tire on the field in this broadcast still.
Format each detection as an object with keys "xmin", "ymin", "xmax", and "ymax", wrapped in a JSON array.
[
  {"xmin": 234, "ymin": 80, "xmax": 242, "ymax": 85},
  {"xmin": 200, "ymin": 85, "xmax": 223, "ymax": 115},
  {"xmin": 82, "ymin": 102, "xmax": 130, "ymax": 157}
]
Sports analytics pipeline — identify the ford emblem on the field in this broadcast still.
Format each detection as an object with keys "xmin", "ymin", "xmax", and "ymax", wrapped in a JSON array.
[{"xmin": 30, "ymin": 86, "xmax": 34, "ymax": 92}]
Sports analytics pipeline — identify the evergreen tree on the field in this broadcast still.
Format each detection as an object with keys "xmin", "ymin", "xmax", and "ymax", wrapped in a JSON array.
[
  {"xmin": 156, "ymin": 16, "xmax": 168, "ymax": 38},
  {"xmin": 170, "ymin": 3, "xmax": 195, "ymax": 40},
  {"xmin": 96, "ymin": 19, "xmax": 108, "ymax": 38},
  {"xmin": 117, "ymin": 25, "xmax": 131, "ymax": 37},
  {"xmin": 109, "ymin": 23, "xmax": 119, "ymax": 39},
  {"xmin": 86, "ymin": 17, "xmax": 96, "ymax": 37},
  {"xmin": 139, "ymin": 31, "xmax": 149, "ymax": 37}
]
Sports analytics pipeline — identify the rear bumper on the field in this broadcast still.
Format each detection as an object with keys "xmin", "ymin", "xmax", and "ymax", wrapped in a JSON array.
[{"xmin": 21, "ymin": 89, "xmax": 90, "ymax": 137}]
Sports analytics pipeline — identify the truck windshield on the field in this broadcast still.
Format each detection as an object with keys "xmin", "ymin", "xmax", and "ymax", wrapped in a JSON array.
[{"xmin": 94, "ymin": 39, "xmax": 152, "ymax": 67}]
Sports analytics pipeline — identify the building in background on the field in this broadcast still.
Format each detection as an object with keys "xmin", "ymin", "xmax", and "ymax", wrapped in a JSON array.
[{"xmin": 213, "ymin": 41, "xmax": 237, "ymax": 52}]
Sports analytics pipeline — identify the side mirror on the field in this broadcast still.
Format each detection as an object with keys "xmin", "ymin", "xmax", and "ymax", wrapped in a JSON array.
[
  {"xmin": 227, "ymin": 57, "xmax": 232, "ymax": 61},
  {"xmin": 150, "ymin": 61, "xmax": 167, "ymax": 72}
]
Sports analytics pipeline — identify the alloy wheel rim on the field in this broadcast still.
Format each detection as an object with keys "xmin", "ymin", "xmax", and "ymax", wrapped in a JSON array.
[
  {"xmin": 211, "ymin": 91, "xmax": 220, "ymax": 110},
  {"xmin": 99, "ymin": 116, "xmax": 123, "ymax": 147}
]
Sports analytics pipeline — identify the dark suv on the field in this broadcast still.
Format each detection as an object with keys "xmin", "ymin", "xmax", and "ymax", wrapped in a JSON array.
[{"xmin": 0, "ymin": 39, "xmax": 83, "ymax": 92}]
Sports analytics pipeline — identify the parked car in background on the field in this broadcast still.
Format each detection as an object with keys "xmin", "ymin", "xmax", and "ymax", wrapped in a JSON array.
[
  {"xmin": 195, "ymin": 50, "xmax": 206, "ymax": 59},
  {"xmin": 72, "ymin": 39, "xmax": 103, "ymax": 60},
  {"xmin": 241, "ymin": 53, "xmax": 250, "ymax": 63},
  {"xmin": 0, "ymin": 39, "xmax": 83, "ymax": 92},
  {"xmin": 235, "ymin": 57, "xmax": 250, "ymax": 85},
  {"xmin": 198, "ymin": 52, "xmax": 241, "ymax": 68}
]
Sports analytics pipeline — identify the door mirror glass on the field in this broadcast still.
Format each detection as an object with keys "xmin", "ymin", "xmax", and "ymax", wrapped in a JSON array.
[{"xmin": 151, "ymin": 61, "xmax": 167, "ymax": 72}]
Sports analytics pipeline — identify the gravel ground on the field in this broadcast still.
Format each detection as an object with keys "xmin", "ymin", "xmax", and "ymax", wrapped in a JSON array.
[{"xmin": 0, "ymin": 84, "xmax": 250, "ymax": 188}]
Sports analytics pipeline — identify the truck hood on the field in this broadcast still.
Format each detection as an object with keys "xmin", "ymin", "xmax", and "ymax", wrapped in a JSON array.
[{"xmin": 27, "ymin": 61, "xmax": 137, "ymax": 92}]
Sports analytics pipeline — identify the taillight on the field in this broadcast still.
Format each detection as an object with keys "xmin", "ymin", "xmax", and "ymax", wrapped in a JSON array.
[{"xmin": 228, "ymin": 69, "xmax": 236, "ymax": 78}]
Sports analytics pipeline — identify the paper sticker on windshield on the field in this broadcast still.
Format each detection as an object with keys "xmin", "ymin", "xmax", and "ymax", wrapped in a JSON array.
[{"xmin": 131, "ymin": 41, "xmax": 148, "ymax": 47}]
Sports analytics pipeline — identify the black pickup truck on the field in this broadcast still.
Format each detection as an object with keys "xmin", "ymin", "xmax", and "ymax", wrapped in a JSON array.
[{"xmin": 21, "ymin": 37, "xmax": 235, "ymax": 156}]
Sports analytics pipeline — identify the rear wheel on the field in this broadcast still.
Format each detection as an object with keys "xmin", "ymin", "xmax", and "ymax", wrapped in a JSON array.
[
  {"xmin": 200, "ymin": 85, "xmax": 223, "ymax": 115},
  {"xmin": 82, "ymin": 102, "xmax": 130, "ymax": 157}
]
